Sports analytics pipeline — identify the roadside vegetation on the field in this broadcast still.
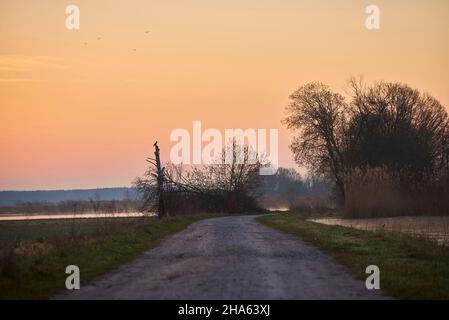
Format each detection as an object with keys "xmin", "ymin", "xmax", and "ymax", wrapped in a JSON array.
[
  {"xmin": 258, "ymin": 213, "xmax": 449, "ymax": 299},
  {"xmin": 0, "ymin": 214, "xmax": 219, "ymax": 299}
]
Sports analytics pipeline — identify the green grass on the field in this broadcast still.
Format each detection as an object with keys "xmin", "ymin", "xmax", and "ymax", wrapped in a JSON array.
[
  {"xmin": 0, "ymin": 218, "xmax": 123, "ymax": 243},
  {"xmin": 0, "ymin": 214, "xmax": 219, "ymax": 299},
  {"xmin": 258, "ymin": 213, "xmax": 449, "ymax": 300}
]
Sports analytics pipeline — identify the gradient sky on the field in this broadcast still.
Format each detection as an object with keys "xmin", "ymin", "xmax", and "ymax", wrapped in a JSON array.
[{"xmin": 1, "ymin": 0, "xmax": 448, "ymax": 190}]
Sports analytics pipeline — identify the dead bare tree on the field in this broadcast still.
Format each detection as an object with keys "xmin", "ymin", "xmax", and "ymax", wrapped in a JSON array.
[
  {"xmin": 284, "ymin": 79, "xmax": 449, "ymax": 206},
  {"xmin": 134, "ymin": 140, "xmax": 265, "ymax": 216},
  {"xmin": 133, "ymin": 141, "xmax": 166, "ymax": 218}
]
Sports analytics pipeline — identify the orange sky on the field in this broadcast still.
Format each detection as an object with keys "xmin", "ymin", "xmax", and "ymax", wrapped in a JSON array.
[{"xmin": 1, "ymin": 0, "xmax": 448, "ymax": 190}]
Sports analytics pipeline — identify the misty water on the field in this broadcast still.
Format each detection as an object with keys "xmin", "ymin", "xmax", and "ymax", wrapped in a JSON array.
[
  {"xmin": 312, "ymin": 216, "xmax": 449, "ymax": 246},
  {"xmin": 0, "ymin": 212, "xmax": 155, "ymax": 221}
]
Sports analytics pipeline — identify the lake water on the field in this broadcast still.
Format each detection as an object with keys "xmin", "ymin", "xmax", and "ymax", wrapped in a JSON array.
[
  {"xmin": 0, "ymin": 212, "xmax": 154, "ymax": 221},
  {"xmin": 311, "ymin": 216, "xmax": 449, "ymax": 246}
]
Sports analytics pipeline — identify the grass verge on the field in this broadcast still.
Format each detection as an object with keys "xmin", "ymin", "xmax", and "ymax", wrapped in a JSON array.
[
  {"xmin": 258, "ymin": 213, "xmax": 449, "ymax": 299},
  {"xmin": 0, "ymin": 214, "xmax": 218, "ymax": 299}
]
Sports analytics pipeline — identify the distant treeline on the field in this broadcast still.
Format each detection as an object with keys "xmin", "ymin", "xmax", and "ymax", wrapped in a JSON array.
[
  {"xmin": 0, "ymin": 172, "xmax": 333, "ymax": 215},
  {"xmin": 257, "ymin": 168, "xmax": 333, "ymax": 213},
  {"xmin": 0, "ymin": 188, "xmax": 137, "ymax": 206}
]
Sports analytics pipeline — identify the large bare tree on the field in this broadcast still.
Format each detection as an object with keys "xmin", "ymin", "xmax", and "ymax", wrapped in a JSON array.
[
  {"xmin": 284, "ymin": 79, "xmax": 449, "ymax": 204},
  {"xmin": 283, "ymin": 82, "xmax": 349, "ymax": 203},
  {"xmin": 134, "ymin": 140, "xmax": 265, "ymax": 215}
]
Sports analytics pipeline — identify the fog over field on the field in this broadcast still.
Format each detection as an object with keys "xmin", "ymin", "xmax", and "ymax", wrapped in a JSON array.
[{"xmin": 0, "ymin": 188, "xmax": 136, "ymax": 206}]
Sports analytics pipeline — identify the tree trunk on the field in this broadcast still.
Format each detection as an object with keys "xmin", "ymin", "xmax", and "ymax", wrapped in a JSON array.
[{"xmin": 154, "ymin": 142, "xmax": 166, "ymax": 218}]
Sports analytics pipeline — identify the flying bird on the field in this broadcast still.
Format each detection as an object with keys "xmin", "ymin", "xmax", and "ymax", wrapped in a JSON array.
[
  {"xmin": 144, "ymin": 30, "xmax": 150, "ymax": 34},
  {"xmin": 97, "ymin": 37, "xmax": 102, "ymax": 40}
]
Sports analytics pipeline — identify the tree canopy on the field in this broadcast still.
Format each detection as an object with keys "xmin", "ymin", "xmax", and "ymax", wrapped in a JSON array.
[{"xmin": 284, "ymin": 79, "xmax": 449, "ymax": 203}]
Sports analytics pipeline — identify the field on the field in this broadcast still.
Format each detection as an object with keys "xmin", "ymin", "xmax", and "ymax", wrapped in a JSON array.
[
  {"xmin": 0, "ymin": 214, "xmax": 219, "ymax": 299},
  {"xmin": 0, "ymin": 218, "xmax": 136, "ymax": 242},
  {"xmin": 258, "ymin": 213, "xmax": 449, "ymax": 299}
]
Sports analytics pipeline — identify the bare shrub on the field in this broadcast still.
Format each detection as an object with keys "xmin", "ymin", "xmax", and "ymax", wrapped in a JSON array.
[{"xmin": 134, "ymin": 140, "xmax": 265, "ymax": 216}]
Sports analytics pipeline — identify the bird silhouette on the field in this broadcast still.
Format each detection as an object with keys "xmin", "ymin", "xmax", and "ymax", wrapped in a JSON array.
[
  {"xmin": 97, "ymin": 37, "xmax": 102, "ymax": 40},
  {"xmin": 144, "ymin": 30, "xmax": 150, "ymax": 34}
]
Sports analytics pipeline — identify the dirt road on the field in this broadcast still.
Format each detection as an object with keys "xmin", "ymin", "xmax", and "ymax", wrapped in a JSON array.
[{"xmin": 56, "ymin": 215, "xmax": 388, "ymax": 299}]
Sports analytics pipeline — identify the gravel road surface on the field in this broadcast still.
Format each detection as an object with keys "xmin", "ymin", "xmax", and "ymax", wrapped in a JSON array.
[{"xmin": 55, "ymin": 215, "xmax": 388, "ymax": 299}]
